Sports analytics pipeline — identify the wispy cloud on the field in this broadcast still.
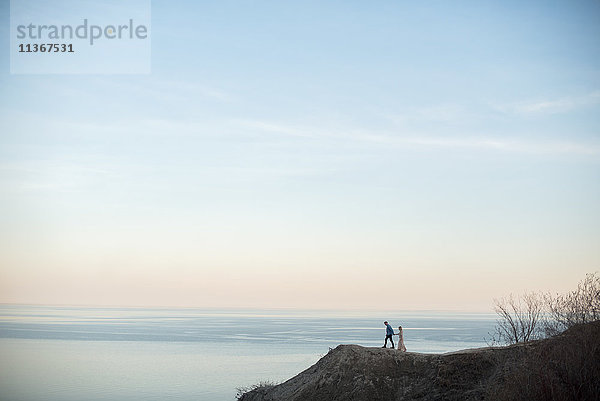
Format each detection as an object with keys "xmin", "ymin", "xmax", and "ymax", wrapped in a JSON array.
[
  {"xmin": 82, "ymin": 78, "xmax": 236, "ymax": 103},
  {"xmin": 396, "ymin": 136, "xmax": 600, "ymax": 155},
  {"xmin": 498, "ymin": 91, "xmax": 600, "ymax": 115},
  {"xmin": 3, "ymin": 110, "xmax": 598, "ymax": 165},
  {"xmin": 0, "ymin": 159, "xmax": 119, "ymax": 194},
  {"xmin": 384, "ymin": 104, "xmax": 474, "ymax": 125},
  {"xmin": 234, "ymin": 119, "xmax": 600, "ymax": 156},
  {"xmin": 234, "ymin": 120, "xmax": 321, "ymax": 139}
]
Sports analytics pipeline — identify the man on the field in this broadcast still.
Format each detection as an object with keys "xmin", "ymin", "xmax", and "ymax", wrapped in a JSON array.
[{"xmin": 382, "ymin": 321, "xmax": 395, "ymax": 348}]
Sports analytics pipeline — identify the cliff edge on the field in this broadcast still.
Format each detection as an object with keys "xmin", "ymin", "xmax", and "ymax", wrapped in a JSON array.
[{"xmin": 239, "ymin": 321, "xmax": 600, "ymax": 401}]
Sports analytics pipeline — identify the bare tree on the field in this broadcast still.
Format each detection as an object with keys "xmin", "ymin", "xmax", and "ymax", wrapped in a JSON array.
[
  {"xmin": 544, "ymin": 272, "xmax": 600, "ymax": 336},
  {"xmin": 488, "ymin": 292, "xmax": 544, "ymax": 345}
]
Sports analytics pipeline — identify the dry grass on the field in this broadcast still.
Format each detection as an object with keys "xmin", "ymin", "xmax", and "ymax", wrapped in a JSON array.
[
  {"xmin": 488, "ymin": 322, "xmax": 600, "ymax": 401},
  {"xmin": 236, "ymin": 380, "xmax": 279, "ymax": 400}
]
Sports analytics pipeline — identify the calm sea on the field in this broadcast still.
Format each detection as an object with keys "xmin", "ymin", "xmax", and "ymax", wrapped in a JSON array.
[{"xmin": 0, "ymin": 305, "xmax": 496, "ymax": 401}]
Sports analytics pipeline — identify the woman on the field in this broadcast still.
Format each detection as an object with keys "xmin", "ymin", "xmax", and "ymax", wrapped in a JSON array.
[{"xmin": 395, "ymin": 325, "xmax": 407, "ymax": 352}]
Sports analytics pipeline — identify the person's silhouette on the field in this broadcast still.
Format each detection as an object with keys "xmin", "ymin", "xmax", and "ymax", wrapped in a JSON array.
[{"xmin": 382, "ymin": 321, "xmax": 395, "ymax": 348}]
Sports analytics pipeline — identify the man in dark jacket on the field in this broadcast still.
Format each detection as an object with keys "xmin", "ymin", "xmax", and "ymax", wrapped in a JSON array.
[{"xmin": 382, "ymin": 321, "xmax": 395, "ymax": 348}]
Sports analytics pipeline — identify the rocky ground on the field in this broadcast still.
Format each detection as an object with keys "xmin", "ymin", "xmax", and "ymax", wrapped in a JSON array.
[{"xmin": 239, "ymin": 321, "xmax": 600, "ymax": 401}]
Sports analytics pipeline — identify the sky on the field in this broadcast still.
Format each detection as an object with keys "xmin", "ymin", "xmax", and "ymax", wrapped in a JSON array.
[{"xmin": 0, "ymin": 0, "xmax": 599, "ymax": 311}]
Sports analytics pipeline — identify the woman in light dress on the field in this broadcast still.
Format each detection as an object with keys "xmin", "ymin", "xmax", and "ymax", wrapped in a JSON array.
[{"xmin": 395, "ymin": 325, "xmax": 407, "ymax": 351}]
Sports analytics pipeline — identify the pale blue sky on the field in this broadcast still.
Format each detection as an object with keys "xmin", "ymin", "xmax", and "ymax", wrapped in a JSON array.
[{"xmin": 1, "ymin": 1, "xmax": 599, "ymax": 309}]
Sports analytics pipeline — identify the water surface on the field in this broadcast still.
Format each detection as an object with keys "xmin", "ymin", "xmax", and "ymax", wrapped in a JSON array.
[{"xmin": 0, "ymin": 305, "xmax": 496, "ymax": 401}]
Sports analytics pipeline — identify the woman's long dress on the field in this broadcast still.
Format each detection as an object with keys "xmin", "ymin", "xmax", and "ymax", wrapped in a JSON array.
[{"xmin": 397, "ymin": 330, "xmax": 407, "ymax": 352}]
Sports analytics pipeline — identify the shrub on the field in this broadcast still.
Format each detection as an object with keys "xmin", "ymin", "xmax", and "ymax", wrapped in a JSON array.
[
  {"xmin": 488, "ymin": 292, "xmax": 544, "ymax": 345},
  {"xmin": 487, "ymin": 322, "xmax": 600, "ymax": 401},
  {"xmin": 544, "ymin": 272, "xmax": 600, "ymax": 336},
  {"xmin": 235, "ymin": 380, "xmax": 278, "ymax": 400}
]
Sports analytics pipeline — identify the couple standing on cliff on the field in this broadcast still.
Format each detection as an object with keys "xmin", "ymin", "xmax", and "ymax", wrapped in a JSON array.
[{"xmin": 382, "ymin": 321, "xmax": 407, "ymax": 351}]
